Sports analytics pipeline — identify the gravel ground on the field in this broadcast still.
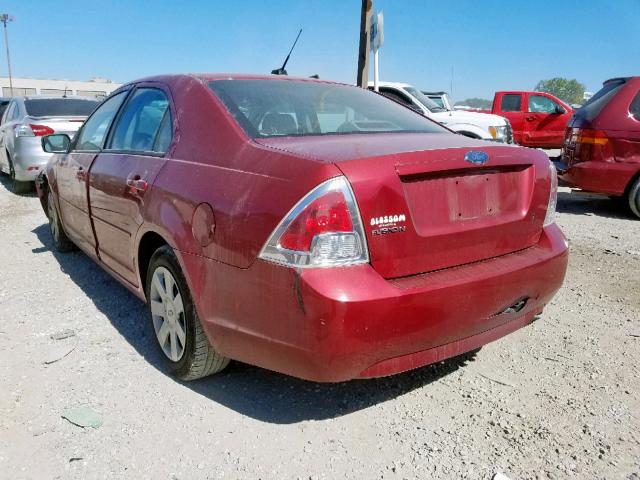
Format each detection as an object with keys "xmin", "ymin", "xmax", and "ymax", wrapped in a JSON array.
[{"xmin": 0, "ymin": 173, "xmax": 638, "ymax": 480}]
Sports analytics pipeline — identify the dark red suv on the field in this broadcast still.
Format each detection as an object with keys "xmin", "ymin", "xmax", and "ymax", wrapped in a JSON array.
[{"xmin": 559, "ymin": 77, "xmax": 640, "ymax": 217}]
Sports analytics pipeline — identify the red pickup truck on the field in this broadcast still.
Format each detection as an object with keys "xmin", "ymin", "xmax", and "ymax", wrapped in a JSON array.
[{"xmin": 480, "ymin": 91, "xmax": 573, "ymax": 148}]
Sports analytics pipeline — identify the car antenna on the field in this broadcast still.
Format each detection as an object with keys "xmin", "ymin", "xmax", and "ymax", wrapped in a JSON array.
[{"xmin": 271, "ymin": 29, "xmax": 302, "ymax": 76}]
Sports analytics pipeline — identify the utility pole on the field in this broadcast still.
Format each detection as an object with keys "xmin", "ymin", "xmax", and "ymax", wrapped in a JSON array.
[
  {"xmin": 356, "ymin": 0, "xmax": 372, "ymax": 88},
  {"xmin": 0, "ymin": 14, "xmax": 14, "ymax": 96}
]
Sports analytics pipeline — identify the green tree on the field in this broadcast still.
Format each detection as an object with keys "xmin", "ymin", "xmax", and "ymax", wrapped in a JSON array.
[
  {"xmin": 534, "ymin": 78, "xmax": 586, "ymax": 104},
  {"xmin": 454, "ymin": 97, "xmax": 492, "ymax": 109}
]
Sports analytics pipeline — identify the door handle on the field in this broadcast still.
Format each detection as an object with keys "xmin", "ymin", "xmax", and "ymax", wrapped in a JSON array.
[
  {"xmin": 126, "ymin": 175, "xmax": 149, "ymax": 194},
  {"xmin": 525, "ymin": 116, "xmax": 536, "ymax": 121}
]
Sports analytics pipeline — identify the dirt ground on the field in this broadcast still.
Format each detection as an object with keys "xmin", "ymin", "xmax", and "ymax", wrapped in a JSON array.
[{"xmin": 0, "ymin": 173, "xmax": 638, "ymax": 480}]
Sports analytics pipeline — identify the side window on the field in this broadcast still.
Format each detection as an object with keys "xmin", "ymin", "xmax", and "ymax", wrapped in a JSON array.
[
  {"xmin": 2, "ymin": 102, "xmax": 15, "ymax": 123},
  {"xmin": 109, "ymin": 88, "xmax": 170, "ymax": 153},
  {"xmin": 379, "ymin": 88, "xmax": 414, "ymax": 108},
  {"xmin": 75, "ymin": 91, "xmax": 128, "ymax": 151},
  {"xmin": 153, "ymin": 111, "xmax": 173, "ymax": 152},
  {"xmin": 500, "ymin": 94, "xmax": 522, "ymax": 112},
  {"xmin": 528, "ymin": 95, "xmax": 559, "ymax": 114},
  {"xmin": 11, "ymin": 102, "xmax": 22, "ymax": 121},
  {"xmin": 629, "ymin": 91, "xmax": 640, "ymax": 121}
]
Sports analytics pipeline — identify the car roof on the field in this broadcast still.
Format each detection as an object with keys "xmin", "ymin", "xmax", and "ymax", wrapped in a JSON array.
[{"xmin": 116, "ymin": 73, "xmax": 345, "ymax": 90}]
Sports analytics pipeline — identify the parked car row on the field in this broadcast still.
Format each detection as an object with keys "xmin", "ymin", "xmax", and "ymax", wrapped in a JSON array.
[
  {"xmin": 1, "ymin": 72, "xmax": 636, "ymax": 384},
  {"xmin": 32, "ymin": 73, "xmax": 568, "ymax": 382}
]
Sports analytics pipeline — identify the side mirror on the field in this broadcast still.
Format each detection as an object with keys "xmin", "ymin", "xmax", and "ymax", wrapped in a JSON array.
[
  {"xmin": 554, "ymin": 105, "xmax": 566, "ymax": 115},
  {"xmin": 42, "ymin": 134, "xmax": 70, "ymax": 153}
]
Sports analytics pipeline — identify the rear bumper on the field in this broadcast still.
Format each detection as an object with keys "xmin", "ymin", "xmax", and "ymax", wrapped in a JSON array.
[
  {"xmin": 558, "ymin": 160, "xmax": 638, "ymax": 196},
  {"xmin": 11, "ymin": 137, "xmax": 52, "ymax": 181},
  {"xmin": 189, "ymin": 224, "xmax": 568, "ymax": 382}
]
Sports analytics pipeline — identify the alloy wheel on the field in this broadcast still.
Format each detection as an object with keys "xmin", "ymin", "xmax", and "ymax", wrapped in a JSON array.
[{"xmin": 149, "ymin": 266, "xmax": 187, "ymax": 362}]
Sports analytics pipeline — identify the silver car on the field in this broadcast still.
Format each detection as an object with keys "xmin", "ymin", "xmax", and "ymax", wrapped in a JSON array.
[{"xmin": 0, "ymin": 96, "xmax": 98, "ymax": 193}]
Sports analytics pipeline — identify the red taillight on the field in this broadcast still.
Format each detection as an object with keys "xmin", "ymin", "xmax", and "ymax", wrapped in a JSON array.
[
  {"xmin": 570, "ymin": 128, "xmax": 612, "ymax": 163},
  {"xmin": 279, "ymin": 191, "xmax": 353, "ymax": 251},
  {"xmin": 574, "ymin": 128, "xmax": 608, "ymax": 145},
  {"xmin": 29, "ymin": 124, "xmax": 55, "ymax": 136}
]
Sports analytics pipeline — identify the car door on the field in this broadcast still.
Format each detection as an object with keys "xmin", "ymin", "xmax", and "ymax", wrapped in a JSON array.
[
  {"xmin": 55, "ymin": 91, "xmax": 129, "ymax": 255},
  {"xmin": 88, "ymin": 85, "xmax": 173, "ymax": 286},
  {"xmin": 524, "ymin": 93, "xmax": 570, "ymax": 147},
  {"xmin": 497, "ymin": 94, "xmax": 525, "ymax": 144}
]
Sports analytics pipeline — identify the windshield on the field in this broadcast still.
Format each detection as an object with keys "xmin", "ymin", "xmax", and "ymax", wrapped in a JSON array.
[
  {"xmin": 404, "ymin": 87, "xmax": 447, "ymax": 112},
  {"xmin": 208, "ymin": 79, "xmax": 447, "ymax": 138},
  {"xmin": 24, "ymin": 98, "xmax": 99, "ymax": 117}
]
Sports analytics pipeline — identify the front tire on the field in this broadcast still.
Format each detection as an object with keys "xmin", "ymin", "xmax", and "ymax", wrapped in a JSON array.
[
  {"xmin": 146, "ymin": 245, "xmax": 229, "ymax": 380},
  {"xmin": 628, "ymin": 177, "xmax": 640, "ymax": 219},
  {"xmin": 47, "ymin": 190, "xmax": 75, "ymax": 252}
]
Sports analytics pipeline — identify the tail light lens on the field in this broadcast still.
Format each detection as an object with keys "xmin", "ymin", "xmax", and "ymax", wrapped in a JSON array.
[
  {"xmin": 259, "ymin": 176, "xmax": 369, "ymax": 267},
  {"xmin": 15, "ymin": 124, "xmax": 55, "ymax": 137},
  {"xmin": 543, "ymin": 161, "xmax": 558, "ymax": 227},
  {"xmin": 570, "ymin": 128, "xmax": 611, "ymax": 163}
]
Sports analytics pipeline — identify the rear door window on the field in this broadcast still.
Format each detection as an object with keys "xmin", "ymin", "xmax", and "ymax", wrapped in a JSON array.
[
  {"xmin": 2, "ymin": 102, "xmax": 15, "ymax": 123},
  {"xmin": 629, "ymin": 91, "xmax": 640, "ymax": 121},
  {"xmin": 528, "ymin": 95, "xmax": 560, "ymax": 113},
  {"xmin": 108, "ymin": 88, "xmax": 171, "ymax": 153},
  {"xmin": 500, "ymin": 94, "xmax": 522, "ymax": 112}
]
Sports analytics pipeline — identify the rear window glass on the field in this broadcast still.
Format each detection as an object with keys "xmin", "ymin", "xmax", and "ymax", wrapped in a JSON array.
[
  {"xmin": 629, "ymin": 91, "xmax": 640, "ymax": 122},
  {"xmin": 24, "ymin": 98, "xmax": 99, "ymax": 117},
  {"xmin": 500, "ymin": 94, "xmax": 522, "ymax": 112},
  {"xmin": 208, "ymin": 79, "xmax": 447, "ymax": 138},
  {"xmin": 574, "ymin": 79, "xmax": 626, "ymax": 122}
]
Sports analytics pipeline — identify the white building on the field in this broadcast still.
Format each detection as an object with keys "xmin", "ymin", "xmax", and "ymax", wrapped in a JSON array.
[{"xmin": 0, "ymin": 76, "xmax": 122, "ymax": 99}]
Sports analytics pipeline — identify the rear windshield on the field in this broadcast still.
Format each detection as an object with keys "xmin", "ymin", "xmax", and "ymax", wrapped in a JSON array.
[
  {"xmin": 24, "ymin": 98, "xmax": 99, "ymax": 117},
  {"xmin": 208, "ymin": 79, "xmax": 447, "ymax": 138},
  {"xmin": 574, "ymin": 79, "xmax": 626, "ymax": 122}
]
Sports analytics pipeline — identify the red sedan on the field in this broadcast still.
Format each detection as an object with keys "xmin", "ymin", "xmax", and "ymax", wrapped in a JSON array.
[{"xmin": 37, "ymin": 74, "xmax": 568, "ymax": 382}]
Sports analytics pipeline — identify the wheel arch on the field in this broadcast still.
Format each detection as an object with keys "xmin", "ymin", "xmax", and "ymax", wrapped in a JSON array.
[{"xmin": 137, "ymin": 230, "xmax": 171, "ymax": 299}]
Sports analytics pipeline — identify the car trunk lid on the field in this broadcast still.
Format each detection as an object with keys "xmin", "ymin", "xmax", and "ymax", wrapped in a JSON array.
[{"xmin": 257, "ymin": 134, "xmax": 550, "ymax": 278}]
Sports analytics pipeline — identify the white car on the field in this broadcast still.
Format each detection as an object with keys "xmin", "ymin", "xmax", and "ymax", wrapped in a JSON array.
[{"xmin": 369, "ymin": 82, "xmax": 513, "ymax": 143}]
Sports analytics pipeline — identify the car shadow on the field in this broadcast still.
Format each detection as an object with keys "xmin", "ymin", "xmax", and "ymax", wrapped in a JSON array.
[
  {"xmin": 0, "ymin": 173, "xmax": 37, "ymax": 196},
  {"xmin": 32, "ymin": 221, "xmax": 474, "ymax": 424},
  {"xmin": 556, "ymin": 190, "xmax": 636, "ymax": 220}
]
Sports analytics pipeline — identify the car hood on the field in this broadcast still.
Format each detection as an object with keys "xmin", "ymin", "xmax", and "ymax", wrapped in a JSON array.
[{"xmin": 430, "ymin": 110, "xmax": 507, "ymax": 127}]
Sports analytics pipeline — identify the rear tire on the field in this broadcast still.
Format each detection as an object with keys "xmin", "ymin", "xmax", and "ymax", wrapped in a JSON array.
[
  {"xmin": 47, "ymin": 190, "xmax": 75, "ymax": 252},
  {"xmin": 628, "ymin": 177, "xmax": 640, "ymax": 219},
  {"xmin": 146, "ymin": 245, "xmax": 229, "ymax": 380},
  {"xmin": 7, "ymin": 157, "xmax": 32, "ymax": 194}
]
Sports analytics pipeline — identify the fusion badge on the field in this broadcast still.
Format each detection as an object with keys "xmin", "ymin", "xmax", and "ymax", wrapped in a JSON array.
[{"xmin": 370, "ymin": 213, "xmax": 407, "ymax": 236}]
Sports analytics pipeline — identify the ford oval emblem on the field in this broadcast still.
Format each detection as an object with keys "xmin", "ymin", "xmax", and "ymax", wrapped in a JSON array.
[{"xmin": 464, "ymin": 151, "xmax": 489, "ymax": 165}]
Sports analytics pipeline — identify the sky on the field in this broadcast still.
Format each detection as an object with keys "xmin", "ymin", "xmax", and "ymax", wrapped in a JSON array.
[{"xmin": 2, "ymin": 0, "xmax": 639, "ymax": 102}]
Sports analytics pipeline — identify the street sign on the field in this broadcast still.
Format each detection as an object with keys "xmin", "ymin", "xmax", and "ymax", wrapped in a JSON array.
[{"xmin": 370, "ymin": 11, "xmax": 384, "ymax": 52}]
